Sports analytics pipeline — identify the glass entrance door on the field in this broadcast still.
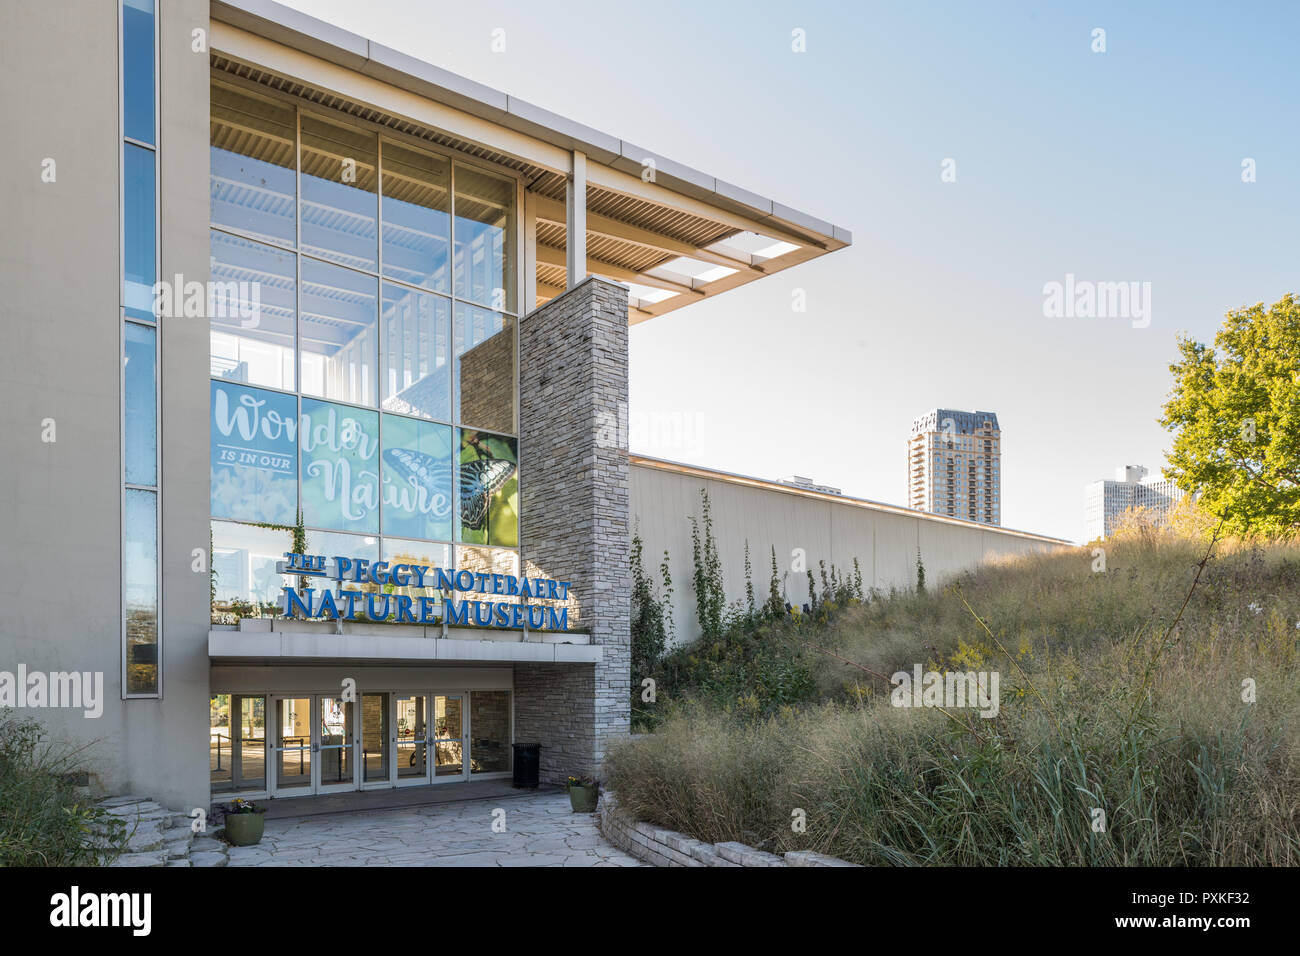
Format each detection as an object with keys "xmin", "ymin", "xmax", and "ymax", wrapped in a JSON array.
[
  {"xmin": 431, "ymin": 694, "xmax": 467, "ymax": 782},
  {"xmin": 395, "ymin": 695, "xmax": 428, "ymax": 785},
  {"xmin": 316, "ymin": 695, "xmax": 355, "ymax": 793},
  {"xmin": 272, "ymin": 696, "xmax": 312, "ymax": 794},
  {"xmin": 361, "ymin": 693, "xmax": 391, "ymax": 787}
]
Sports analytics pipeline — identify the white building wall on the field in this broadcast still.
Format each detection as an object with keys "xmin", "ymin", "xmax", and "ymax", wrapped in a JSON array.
[{"xmin": 631, "ymin": 460, "xmax": 1069, "ymax": 646}]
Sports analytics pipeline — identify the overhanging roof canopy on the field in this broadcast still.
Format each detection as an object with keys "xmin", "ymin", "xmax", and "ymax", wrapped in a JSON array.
[{"xmin": 210, "ymin": 0, "xmax": 851, "ymax": 322}]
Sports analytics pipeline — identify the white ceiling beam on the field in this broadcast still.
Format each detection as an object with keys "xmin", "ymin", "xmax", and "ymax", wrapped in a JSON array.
[
  {"xmin": 535, "ymin": 243, "xmax": 701, "ymax": 297},
  {"xmin": 533, "ymin": 195, "xmax": 762, "ymax": 276}
]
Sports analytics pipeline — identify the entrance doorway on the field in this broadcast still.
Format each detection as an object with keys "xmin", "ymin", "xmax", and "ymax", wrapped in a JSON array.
[{"xmin": 218, "ymin": 688, "xmax": 511, "ymax": 799}]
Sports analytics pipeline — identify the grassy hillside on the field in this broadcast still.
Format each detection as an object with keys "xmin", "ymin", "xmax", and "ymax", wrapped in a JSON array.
[{"xmin": 609, "ymin": 529, "xmax": 1300, "ymax": 865}]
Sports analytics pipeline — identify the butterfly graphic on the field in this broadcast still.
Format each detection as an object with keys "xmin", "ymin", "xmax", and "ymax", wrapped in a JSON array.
[
  {"xmin": 384, "ymin": 447, "xmax": 451, "ymax": 498},
  {"xmin": 459, "ymin": 457, "xmax": 516, "ymax": 532}
]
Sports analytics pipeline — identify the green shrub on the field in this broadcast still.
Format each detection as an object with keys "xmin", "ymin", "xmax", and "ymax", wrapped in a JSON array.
[{"xmin": 0, "ymin": 710, "xmax": 130, "ymax": 866}]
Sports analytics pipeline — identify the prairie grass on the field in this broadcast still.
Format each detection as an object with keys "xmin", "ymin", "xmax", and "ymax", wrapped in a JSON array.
[{"xmin": 607, "ymin": 530, "xmax": 1300, "ymax": 865}]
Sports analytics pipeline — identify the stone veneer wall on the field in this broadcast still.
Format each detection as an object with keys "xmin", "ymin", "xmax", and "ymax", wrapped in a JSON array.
[{"xmin": 515, "ymin": 276, "xmax": 631, "ymax": 783}]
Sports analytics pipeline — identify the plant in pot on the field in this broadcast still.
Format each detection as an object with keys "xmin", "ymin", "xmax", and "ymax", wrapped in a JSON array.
[
  {"xmin": 223, "ymin": 798, "xmax": 268, "ymax": 846},
  {"xmin": 565, "ymin": 774, "xmax": 600, "ymax": 813}
]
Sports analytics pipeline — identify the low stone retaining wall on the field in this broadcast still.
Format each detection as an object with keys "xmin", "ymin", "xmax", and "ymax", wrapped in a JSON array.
[{"xmin": 598, "ymin": 793, "xmax": 859, "ymax": 867}]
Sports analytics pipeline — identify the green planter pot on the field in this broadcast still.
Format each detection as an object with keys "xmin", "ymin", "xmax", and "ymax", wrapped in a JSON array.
[
  {"xmin": 568, "ymin": 784, "xmax": 599, "ymax": 813},
  {"xmin": 224, "ymin": 811, "xmax": 266, "ymax": 846}
]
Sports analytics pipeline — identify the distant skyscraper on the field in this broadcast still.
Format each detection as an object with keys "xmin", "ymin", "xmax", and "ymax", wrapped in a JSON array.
[
  {"xmin": 908, "ymin": 409, "xmax": 1001, "ymax": 525},
  {"xmin": 1083, "ymin": 465, "xmax": 1186, "ymax": 541}
]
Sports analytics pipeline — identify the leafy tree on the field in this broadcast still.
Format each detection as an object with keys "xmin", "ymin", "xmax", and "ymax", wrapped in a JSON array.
[
  {"xmin": 1162, "ymin": 293, "xmax": 1300, "ymax": 536},
  {"xmin": 916, "ymin": 548, "xmax": 927, "ymax": 594}
]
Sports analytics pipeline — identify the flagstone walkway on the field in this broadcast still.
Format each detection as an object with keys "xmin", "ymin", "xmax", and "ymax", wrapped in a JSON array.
[{"xmin": 226, "ymin": 788, "xmax": 644, "ymax": 867}]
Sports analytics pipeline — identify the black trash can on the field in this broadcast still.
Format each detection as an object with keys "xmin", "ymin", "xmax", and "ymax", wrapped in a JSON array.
[{"xmin": 512, "ymin": 743, "xmax": 540, "ymax": 788}]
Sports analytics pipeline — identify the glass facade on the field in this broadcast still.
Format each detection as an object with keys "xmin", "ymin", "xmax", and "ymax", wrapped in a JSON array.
[
  {"xmin": 209, "ymin": 82, "xmax": 520, "ymax": 614},
  {"xmin": 121, "ymin": 0, "xmax": 159, "ymax": 696}
]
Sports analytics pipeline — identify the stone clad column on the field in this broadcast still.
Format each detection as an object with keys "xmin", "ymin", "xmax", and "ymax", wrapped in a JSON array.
[{"xmin": 514, "ymin": 276, "xmax": 631, "ymax": 783}]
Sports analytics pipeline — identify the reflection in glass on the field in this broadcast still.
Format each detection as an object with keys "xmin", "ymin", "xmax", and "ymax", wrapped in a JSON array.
[
  {"xmin": 210, "ymin": 520, "xmax": 294, "ymax": 619},
  {"xmin": 124, "ymin": 489, "xmax": 158, "ymax": 695},
  {"xmin": 300, "ymin": 399, "xmax": 380, "ymax": 534},
  {"xmin": 318, "ymin": 696, "xmax": 354, "ymax": 787},
  {"xmin": 301, "ymin": 113, "xmax": 377, "ymax": 270},
  {"xmin": 276, "ymin": 698, "xmax": 312, "ymax": 790},
  {"xmin": 209, "ymin": 84, "xmax": 296, "ymax": 246},
  {"xmin": 455, "ymin": 546, "xmax": 520, "ymax": 604},
  {"xmin": 382, "ymin": 283, "xmax": 451, "ymax": 421},
  {"xmin": 122, "ymin": 0, "xmax": 155, "ymax": 145},
  {"xmin": 382, "ymin": 415, "xmax": 453, "ymax": 542},
  {"xmin": 457, "ymin": 430, "xmax": 518, "ymax": 547},
  {"xmin": 123, "ymin": 143, "xmax": 156, "ymax": 321},
  {"xmin": 453, "ymin": 164, "xmax": 515, "ymax": 311},
  {"xmin": 362, "ymin": 693, "xmax": 389, "ymax": 782},
  {"xmin": 432, "ymin": 695, "xmax": 464, "ymax": 777},
  {"xmin": 454, "ymin": 304, "xmax": 515, "ymax": 434},
  {"xmin": 396, "ymin": 695, "xmax": 427, "ymax": 779},
  {"xmin": 124, "ymin": 323, "xmax": 156, "ymax": 486},
  {"xmin": 382, "ymin": 141, "xmax": 450, "ymax": 291},
  {"xmin": 382, "ymin": 539, "xmax": 450, "ymax": 611},
  {"xmin": 301, "ymin": 529, "xmax": 380, "ymax": 610},
  {"xmin": 299, "ymin": 258, "xmax": 378, "ymax": 406},
  {"xmin": 209, "ymin": 381, "xmax": 298, "ymax": 525},
  {"xmin": 209, "ymin": 230, "xmax": 296, "ymax": 389},
  {"xmin": 211, "ymin": 694, "xmax": 266, "ymax": 792},
  {"xmin": 470, "ymin": 691, "xmax": 511, "ymax": 773}
]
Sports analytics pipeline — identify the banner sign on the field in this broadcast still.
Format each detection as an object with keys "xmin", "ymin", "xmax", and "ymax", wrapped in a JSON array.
[{"xmin": 278, "ymin": 553, "xmax": 571, "ymax": 632}]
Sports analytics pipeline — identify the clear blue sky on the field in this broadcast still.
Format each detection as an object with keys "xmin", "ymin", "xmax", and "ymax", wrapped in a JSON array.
[{"xmin": 285, "ymin": 0, "xmax": 1300, "ymax": 542}]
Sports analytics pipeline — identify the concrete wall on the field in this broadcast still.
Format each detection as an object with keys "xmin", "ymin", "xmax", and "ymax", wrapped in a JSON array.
[
  {"xmin": 0, "ymin": 0, "xmax": 212, "ymax": 811},
  {"xmin": 630, "ymin": 459, "xmax": 1069, "ymax": 645}
]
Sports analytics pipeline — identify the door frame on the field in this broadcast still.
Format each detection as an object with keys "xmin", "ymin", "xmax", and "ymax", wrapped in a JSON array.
[
  {"xmin": 428, "ymin": 690, "xmax": 470, "ymax": 785},
  {"xmin": 315, "ymin": 693, "xmax": 357, "ymax": 795},
  {"xmin": 269, "ymin": 693, "xmax": 315, "ymax": 798}
]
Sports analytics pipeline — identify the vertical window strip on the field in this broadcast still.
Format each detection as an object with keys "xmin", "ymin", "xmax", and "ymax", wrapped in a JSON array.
[{"xmin": 121, "ymin": 0, "xmax": 160, "ymax": 697}]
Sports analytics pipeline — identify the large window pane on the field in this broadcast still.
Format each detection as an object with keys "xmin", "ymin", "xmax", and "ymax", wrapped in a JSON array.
[
  {"xmin": 456, "ymin": 430, "xmax": 517, "ymax": 547},
  {"xmin": 470, "ymin": 691, "xmax": 510, "ymax": 773},
  {"xmin": 210, "ymin": 230, "xmax": 296, "ymax": 390},
  {"xmin": 211, "ymin": 519, "xmax": 294, "ymax": 618},
  {"xmin": 301, "ymin": 398, "xmax": 379, "ymax": 534},
  {"xmin": 122, "ymin": 0, "xmax": 155, "ymax": 145},
  {"xmin": 455, "ymin": 546, "xmax": 519, "ymax": 599},
  {"xmin": 382, "ymin": 414, "xmax": 453, "ymax": 542},
  {"xmin": 124, "ymin": 488, "xmax": 158, "ymax": 695},
  {"xmin": 382, "ymin": 141, "xmax": 450, "ymax": 291},
  {"xmin": 301, "ymin": 113, "xmax": 377, "ymax": 270},
  {"xmin": 124, "ymin": 323, "xmax": 156, "ymax": 486},
  {"xmin": 210, "ymin": 84, "xmax": 297, "ymax": 247},
  {"xmin": 453, "ymin": 165, "xmax": 515, "ymax": 312},
  {"xmin": 300, "ymin": 258, "xmax": 378, "ymax": 406},
  {"xmin": 382, "ymin": 538, "xmax": 450, "ymax": 609},
  {"xmin": 302, "ymin": 529, "xmax": 379, "ymax": 600},
  {"xmin": 123, "ymin": 143, "xmax": 156, "ymax": 321},
  {"xmin": 382, "ymin": 284, "xmax": 450, "ymax": 421},
  {"xmin": 210, "ymin": 381, "xmax": 298, "ymax": 525},
  {"xmin": 454, "ymin": 304, "xmax": 515, "ymax": 433}
]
